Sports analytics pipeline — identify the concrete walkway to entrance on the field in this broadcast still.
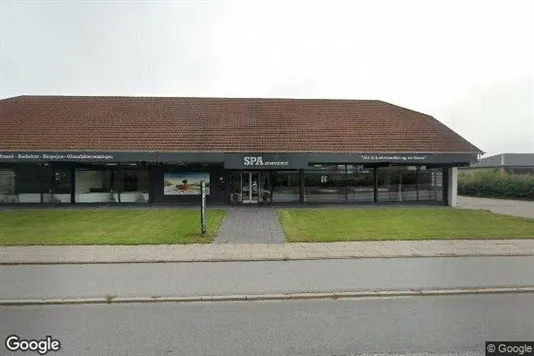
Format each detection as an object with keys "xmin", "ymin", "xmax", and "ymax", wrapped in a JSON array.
[
  {"xmin": 457, "ymin": 196, "xmax": 534, "ymax": 219},
  {"xmin": 215, "ymin": 207, "xmax": 285, "ymax": 244}
]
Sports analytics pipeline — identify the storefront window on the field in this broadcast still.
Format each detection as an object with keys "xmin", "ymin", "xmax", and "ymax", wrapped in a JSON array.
[
  {"xmin": 418, "ymin": 167, "xmax": 443, "ymax": 201},
  {"xmin": 401, "ymin": 166, "xmax": 418, "ymax": 201},
  {"xmin": 0, "ymin": 165, "xmax": 43, "ymax": 203},
  {"xmin": 42, "ymin": 167, "xmax": 72, "ymax": 203},
  {"xmin": 378, "ymin": 166, "xmax": 441, "ymax": 202},
  {"xmin": 0, "ymin": 169, "xmax": 17, "ymax": 203},
  {"xmin": 228, "ymin": 172, "xmax": 242, "ymax": 203},
  {"xmin": 17, "ymin": 165, "xmax": 44, "ymax": 203},
  {"xmin": 346, "ymin": 165, "xmax": 375, "ymax": 202},
  {"xmin": 304, "ymin": 165, "xmax": 346, "ymax": 202},
  {"xmin": 75, "ymin": 165, "xmax": 150, "ymax": 203},
  {"xmin": 377, "ymin": 166, "xmax": 402, "ymax": 202},
  {"xmin": 75, "ymin": 167, "xmax": 118, "ymax": 203},
  {"xmin": 271, "ymin": 171, "xmax": 300, "ymax": 203},
  {"xmin": 116, "ymin": 169, "xmax": 150, "ymax": 203}
]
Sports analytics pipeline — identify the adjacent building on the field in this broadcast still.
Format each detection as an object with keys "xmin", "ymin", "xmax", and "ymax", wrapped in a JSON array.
[
  {"xmin": 469, "ymin": 153, "xmax": 534, "ymax": 174},
  {"xmin": 0, "ymin": 96, "xmax": 483, "ymax": 206}
]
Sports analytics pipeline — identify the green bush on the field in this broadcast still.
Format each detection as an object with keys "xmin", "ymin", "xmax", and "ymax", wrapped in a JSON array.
[{"xmin": 458, "ymin": 168, "xmax": 534, "ymax": 200}]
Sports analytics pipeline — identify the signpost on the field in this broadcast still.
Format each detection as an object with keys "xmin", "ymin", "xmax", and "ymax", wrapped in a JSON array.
[{"xmin": 200, "ymin": 181, "xmax": 207, "ymax": 234}]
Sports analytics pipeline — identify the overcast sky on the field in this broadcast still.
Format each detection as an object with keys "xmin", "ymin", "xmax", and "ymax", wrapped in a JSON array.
[{"xmin": 0, "ymin": 0, "xmax": 533, "ymax": 156}]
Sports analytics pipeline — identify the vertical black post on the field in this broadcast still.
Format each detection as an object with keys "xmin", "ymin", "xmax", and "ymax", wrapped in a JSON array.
[
  {"xmin": 416, "ymin": 166, "xmax": 420, "ymax": 201},
  {"xmin": 117, "ymin": 163, "xmax": 122, "ymax": 203},
  {"xmin": 200, "ymin": 181, "xmax": 207, "ymax": 234},
  {"xmin": 268, "ymin": 171, "xmax": 273, "ymax": 204},
  {"xmin": 344, "ymin": 165, "xmax": 348, "ymax": 203},
  {"xmin": 148, "ymin": 164, "xmax": 155, "ymax": 204},
  {"xmin": 299, "ymin": 169, "xmax": 305, "ymax": 204},
  {"xmin": 70, "ymin": 163, "xmax": 75, "ymax": 204},
  {"xmin": 39, "ymin": 164, "xmax": 44, "ymax": 204},
  {"xmin": 110, "ymin": 168, "xmax": 116, "ymax": 204},
  {"xmin": 373, "ymin": 167, "xmax": 378, "ymax": 203}
]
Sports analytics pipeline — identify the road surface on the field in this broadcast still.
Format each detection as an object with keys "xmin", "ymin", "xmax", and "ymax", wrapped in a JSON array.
[
  {"xmin": 2, "ymin": 293, "xmax": 533, "ymax": 355},
  {"xmin": 2, "ymin": 257, "xmax": 534, "ymax": 300}
]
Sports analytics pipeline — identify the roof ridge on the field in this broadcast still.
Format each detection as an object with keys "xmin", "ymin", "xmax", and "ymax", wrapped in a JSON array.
[{"xmin": 4, "ymin": 95, "xmax": 382, "ymax": 102}]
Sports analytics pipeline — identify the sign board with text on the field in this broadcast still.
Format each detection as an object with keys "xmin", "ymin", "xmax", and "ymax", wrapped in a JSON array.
[{"xmin": 0, "ymin": 151, "xmax": 478, "ymax": 166}]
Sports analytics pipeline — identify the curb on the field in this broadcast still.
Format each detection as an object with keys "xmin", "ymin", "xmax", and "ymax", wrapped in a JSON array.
[
  {"xmin": 2, "ymin": 253, "xmax": 534, "ymax": 265},
  {"xmin": 2, "ymin": 286, "xmax": 534, "ymax": 306}
]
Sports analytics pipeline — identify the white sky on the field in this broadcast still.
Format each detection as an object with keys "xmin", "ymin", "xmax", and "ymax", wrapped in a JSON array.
[{"xmin": 0, "ymin": 0, "xmax": 533, "ymax": 156}]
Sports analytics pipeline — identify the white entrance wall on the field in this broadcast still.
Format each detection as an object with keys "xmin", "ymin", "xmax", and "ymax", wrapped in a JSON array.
[{"xmin": 447, "ymin": 167, "xmax": 458, "ymax": 207}]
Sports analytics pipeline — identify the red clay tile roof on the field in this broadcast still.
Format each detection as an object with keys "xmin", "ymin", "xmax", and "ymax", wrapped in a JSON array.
[{"xmin": 0, "ymin": 96, "xmax": 482, "ymax": 153}]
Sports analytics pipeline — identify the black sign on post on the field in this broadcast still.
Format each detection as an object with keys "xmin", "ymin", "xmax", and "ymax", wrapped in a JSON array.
[{"xmin": 200, "ymin": 181, "xmax": 207, "ymax": 235}]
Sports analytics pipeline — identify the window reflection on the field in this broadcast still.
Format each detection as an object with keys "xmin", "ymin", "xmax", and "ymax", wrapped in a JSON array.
[
  {"xmin": 271, "ymin": 171, "xmax": 300, "ymax": 203},
  {"xmin": 0, "ymin": 165, "xmax": 43, "ymax": 203},
  {"xmin": 75, "ymin": 168, "xmax": 117, "ymax": 203},
  {"xmin": 304, "ymin": 165, "xmax": 346, "ymax": 203},
  {"xmin": 346, "ymin": 165, "xmax": 375, "ymax": 203}
]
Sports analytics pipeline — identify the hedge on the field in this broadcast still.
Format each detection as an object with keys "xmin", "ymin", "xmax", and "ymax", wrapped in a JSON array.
[{"xmin": 458, "ymin": 169, "xmax": 534, "ymax": 200}]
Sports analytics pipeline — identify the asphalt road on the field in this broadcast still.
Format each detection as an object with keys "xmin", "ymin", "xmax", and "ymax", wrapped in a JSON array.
[
  {"xmin": 2, "ymin": 294, "xmax": 534, "ymax": 355},
  {"xmin": 2, "ymin": 256, "xmax": 534, "ymax": 300}
]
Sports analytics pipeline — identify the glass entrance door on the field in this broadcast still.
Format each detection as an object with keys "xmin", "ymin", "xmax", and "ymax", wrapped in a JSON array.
[{"xmin": 242, "ymin": 172, "xmax": 260, "ymax": 204}]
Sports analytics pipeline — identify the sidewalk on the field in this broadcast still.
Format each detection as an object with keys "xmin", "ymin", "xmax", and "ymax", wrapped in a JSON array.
[{"xmin": 2, "ymin": 239, "xmax": 534, "ymax": 264}]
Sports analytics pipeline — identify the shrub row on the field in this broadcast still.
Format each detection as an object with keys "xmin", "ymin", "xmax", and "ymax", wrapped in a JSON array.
[{"xmin": 458, "ymin": 169, "xmax": 534, "ymax": 200}]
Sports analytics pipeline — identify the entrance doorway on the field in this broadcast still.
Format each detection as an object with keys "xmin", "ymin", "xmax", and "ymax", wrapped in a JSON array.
[
  {"xmin": 242, "ymin": 171, "xmax": 260, "ymax": 204},
  {"xmin": 228, "ymin": 171, "xmax": 271, "ymax": 204}
]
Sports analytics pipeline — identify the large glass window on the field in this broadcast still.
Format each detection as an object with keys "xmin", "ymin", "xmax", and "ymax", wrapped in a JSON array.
[
  {"xmin": 15, "ymin": 165, "xmax": 44, "ymax": 203},
  {"xmin": 0, "ymin": 169, "xmax": 17, "ymax": 203},
  {"xmin": 42, "ymin": 166, "xmax": 72, "ymax": 203},
  {"xmin": 271, "ymin": 171, "xmax": 300, "ymax": 203},
  {"xmin": 378, "ymin": 166, "xmax": 441, "ymax": 202},
  {"xmin": 1, "ymin": 164, "xmax": 151, "ymax": 204},
  {"xmin": 0, "ymin": 165, "xmax": 43, "ymax": 203},
  {"xmin": 401, "ymin": 166, "xmax": 418, "ymax": 201},
  {"xmin": 304, "ymin": 165, "xmax": 346, "ymax": 202},
  {"xmin": 418, "ymin": 167, "xmax": 443, "ymax": 202},
  {"xmin": 75, "ymin": 166, "xmax": 118, "ymax": 203},
  {"xmin": 116, "ymin": 169, "xmax": 150, "ymax": 203},
  {"xmin": 228, "ymin": 172, "xmax": 242, "ymax": 203},
  {"xmin": 75, "ymin": 165, "xmax": 150, "ymax": 203},
  {"xmin": 346, "ymin": 165, "xmax": 375, "ymax": 203},
  {"xmin": 377, "ymin": 166, "xmax": 417, "ymax": 202}
]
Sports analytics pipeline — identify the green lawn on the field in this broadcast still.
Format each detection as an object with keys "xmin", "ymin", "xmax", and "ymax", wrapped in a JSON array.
[
  {"xmin": 0, "ymin": 209, "xmax": 227, "ymax": 245},
  {"xmin": 278, "ymin": 208, "xmax": 534, "ymax": 242}
]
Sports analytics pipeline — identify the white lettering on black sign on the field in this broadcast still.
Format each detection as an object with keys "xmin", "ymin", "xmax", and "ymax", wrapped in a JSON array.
[
  {"xmin": 244, "ymin": 157, "xmax": 264, "ymax": 165},
  {"xmin": 361, "ymin": 155, "xmax": 427, "ymax": 161},
  {"xmin": 243, "ymin": 156, "xmax": 289, "ymax": 166},
  {"xmin": 0, "ymin": 153, "xmax": 115, "ymax": 161}
]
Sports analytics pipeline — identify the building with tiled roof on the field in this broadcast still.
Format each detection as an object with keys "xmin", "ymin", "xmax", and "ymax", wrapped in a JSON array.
[{"xmin": 0, "ymin": 96, "xmax": 482, "ymax": 206}]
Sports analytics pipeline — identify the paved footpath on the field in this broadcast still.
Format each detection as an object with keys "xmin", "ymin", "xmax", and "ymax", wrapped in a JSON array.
[
  {"xmin": 215, "ymin": 207, "xmax": 285, "ymax": 244},
  {"xmin": 1, "ymin": 239, "xmax": 534, "ymax": 264}
]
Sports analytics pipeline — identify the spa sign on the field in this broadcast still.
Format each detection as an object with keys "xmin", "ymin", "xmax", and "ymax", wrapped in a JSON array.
[{"xmin": 243, "ymin": 156, "xmax": 290, "ymax": 167}]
